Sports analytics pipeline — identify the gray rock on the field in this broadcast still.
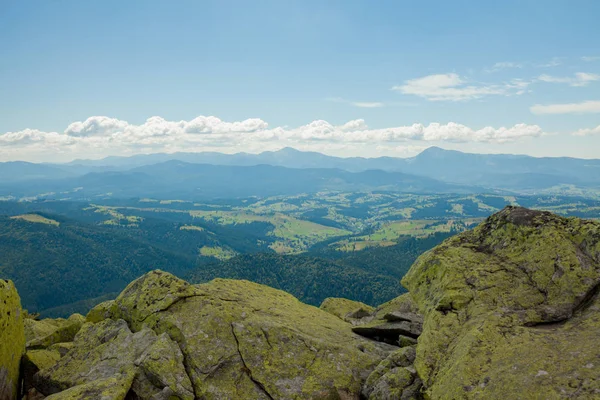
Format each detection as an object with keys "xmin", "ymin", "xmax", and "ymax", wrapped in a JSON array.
[{"xmin": 384, "ymin": 311, "xmax": 424, "ymax": 324}]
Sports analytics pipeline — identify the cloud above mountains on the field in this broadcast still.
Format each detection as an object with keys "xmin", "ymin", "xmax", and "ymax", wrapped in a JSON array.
[
  {"xmin": 392, "ymin": 73, "xmax": 530, "ymax": 101},
  {"xmin": 0, "ymin": 115, "xmax": 550, "ymax": 161}
]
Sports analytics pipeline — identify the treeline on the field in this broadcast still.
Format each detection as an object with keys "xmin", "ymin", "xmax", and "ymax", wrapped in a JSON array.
[
  {"xmin": 189, "ymin": 252, "xmax": 405, "ymax": 306},
  {"xmin": 0, "ymin": 215, "xmax": 195, "ymax": 314}
]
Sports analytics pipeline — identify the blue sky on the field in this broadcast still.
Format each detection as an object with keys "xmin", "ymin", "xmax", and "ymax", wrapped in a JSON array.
[{"xmin": 1, "ymin": 0, "xmax": 599, "ymax": 161}]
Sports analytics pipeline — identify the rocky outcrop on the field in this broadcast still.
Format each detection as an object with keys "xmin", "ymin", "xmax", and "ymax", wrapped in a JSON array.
[
  {"xmin": 402, "ymin": 206, "xmax": 600, "ymax": 398},
  {"xmin": 30, "ymin": 271, "xmax": 397, "ymax": 399},
  {"xmin": 0, "ymin": 279, "xmax": 25, "ymax": 400},
  {"xmin": 24, "ymin": 314, "xmax": 85, "ymax": 350}
]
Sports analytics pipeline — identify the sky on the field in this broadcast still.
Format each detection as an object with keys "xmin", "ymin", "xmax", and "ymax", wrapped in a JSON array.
[{"xmin": 1, "ymin": 0, "xmax": 599, "ymax": 162}]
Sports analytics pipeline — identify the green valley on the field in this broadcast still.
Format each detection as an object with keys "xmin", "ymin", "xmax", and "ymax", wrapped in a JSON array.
[{"xmin": 1, "ymin": 191, "xmax": 599, "ymax": 318}]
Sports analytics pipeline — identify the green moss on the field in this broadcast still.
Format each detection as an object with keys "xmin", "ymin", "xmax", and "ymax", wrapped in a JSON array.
[
  {"xmin": 95, "ymin": 271, "xmax": 396, "ymax": 398},
  {"xmin": 85, "ymin": 300, "xmax": 115, "ymax": 323},
  {"xmin": 25, "ymin": 349, "xmax": 61, "ymax": 371},
  {"xmin": 48, "ymin": 342, "xmax": 74, "ymax": 357},
  {"xmin": 44, "ymin": 371, "xmax": 136, "ymax": 400},
  {"xmin": 319, "ymin": 297, "xmax": 375, "ymax": 322},
  {"xmin": 401, "ymin": 207, "xmax": 600, "ymax": 398},
  {"xmin": 0, "ymin": 279, "xmax": 25, "ymax": 400},
  {"xmin": 136, "ymin": 333, "xmax": 194, "ymax": 400},
  {"xmin": 24, "ymin": 313, "xmax": 85, "ymax": 349},
  {"xmin": 32, "ymin": 271, "xmax": 398, "ymax": 398}
]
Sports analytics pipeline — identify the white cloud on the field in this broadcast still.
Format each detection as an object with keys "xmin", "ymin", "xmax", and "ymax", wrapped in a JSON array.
[
  {"xmin": 351, "ymin": 102, "xmax": 384, "ymax": 108},
  {"xmin": 582, "ymin": 56, "xmax": 600, "ymax": 62},
  {"xmin": 392, "ymin": 73, "xmax": 528, "ymax": 101},
  {"xmin": 530, "ymin": 100, "xmax": 600, "ymax": 115},
  {"xmin": 538, "ymin": 72, "xmax": 600, "ymax": 87},
  {"xmin": 486, "ymin": 62, "xmax": 523, "ymax": 73},
  {"xmin": 326, "ymin": 97, "xmax": 385, "ymax": 108},
  {"xmin": 0, "ymin": 115, "xmax": 548, "ymax": 162},
  {"xmin": 572, "ymin": 125, "xmax": 600, "ymax": 136},
  {"xmin": 537, "ymin": 57, "xmax": 562, "ymax": 68}
]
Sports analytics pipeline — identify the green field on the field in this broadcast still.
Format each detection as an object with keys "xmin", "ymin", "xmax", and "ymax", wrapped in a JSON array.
[
  {"xmin": 79, "ymin": 192, "xmax": 600, "ymax": 255},
  {"xmin": 10, "ymin": 214, "xmax": 60, "ymax": 226}
]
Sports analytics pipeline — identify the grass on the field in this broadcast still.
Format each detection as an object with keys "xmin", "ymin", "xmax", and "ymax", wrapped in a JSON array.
[
  {"xmin": 92, "ymin": 206, "xmax": 143, "ymax": 226},
  {"xmin": 333, "ymin": 240, "xmax": 396, "ymax": 252},
  {"xmin": 348, "ymin": 218, "xmax": 482, "ymax": 242},
  {"xmin": 199, "ymin": 245, "xmax": 237, "ymax": 260},
  {"xmin": 180, "ymin": 225, "xmax": 205, "ymax": 231},
  {"xmin": 10, "ymin": 214, "xmax": 60, "ymax": 226},
  {"xmin": 190, "ymin": 210, "xmax": 351, "ymax": 253}
]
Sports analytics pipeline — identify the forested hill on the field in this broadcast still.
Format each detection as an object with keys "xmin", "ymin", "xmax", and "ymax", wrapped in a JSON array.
[
  {"xmin": 189, "ymin": 253, "xmax": 403, "ymax": 306},
  {"xmin": 0, "ymin": 214, "xmax": 196, "ymax": 314},
  {"xmin": 189, "ymin": 233, "xmax": 453, "ymax": 307},
  {"xmin": 0, "ymin": 206, "xmax": 453, "ymax": 316}
]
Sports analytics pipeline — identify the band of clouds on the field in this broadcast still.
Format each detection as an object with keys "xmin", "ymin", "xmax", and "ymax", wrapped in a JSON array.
[{"xmin": 0, "ymin": 116, "xmax": 547, "ymax": 157}]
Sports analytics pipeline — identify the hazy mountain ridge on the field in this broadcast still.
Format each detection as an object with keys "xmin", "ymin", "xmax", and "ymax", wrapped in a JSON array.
[
  {"xmin": 2, "ymin": 147, "xmax": 599, "ymax": 198},
  {"xmin": 0, "ymin": 161, "xmax": 481, "ymax": 200}
]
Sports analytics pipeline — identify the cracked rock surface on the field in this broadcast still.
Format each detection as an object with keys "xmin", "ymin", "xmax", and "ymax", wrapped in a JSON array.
[
  {"xmin": 402, "ymin": 206, "xmax": 600, "ymax": 399},
  {"xmin": 30, "ymin": 270, "xmax": 396, "ymax": 399}
]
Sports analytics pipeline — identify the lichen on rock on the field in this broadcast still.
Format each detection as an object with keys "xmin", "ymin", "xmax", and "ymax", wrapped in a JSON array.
[
  {"xmin": 0, "ymin": 279, "xmax": 25, "ymax": 400},
  {"xmin": 24, "ymin": 314, "xmax": 85, "ymax": 350},
  {"xmin": 30, "ymin": 270, "xmax": 397, "ymax": 399},
  {"xmin": 402, "ymin": 206, "xmax": 600, "ymax": 399},
  {"xmin": 320, "ymin": 297, "xmax": 375, "ymax": 323}
]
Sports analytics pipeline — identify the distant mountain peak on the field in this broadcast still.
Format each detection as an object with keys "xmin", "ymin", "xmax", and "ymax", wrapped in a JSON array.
[{"xmin": 272, "ymin": 147, "xmax": 304, "ymax": 155}]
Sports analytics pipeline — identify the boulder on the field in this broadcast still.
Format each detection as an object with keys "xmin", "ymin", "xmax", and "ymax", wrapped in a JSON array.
[
  {"xmin": 33, "ymin": 270, "xmax": 397, "ymax": 399},
  {"xmin": 34, "ymin": 319, "xmax": 172, "ymax": 398},
  {"xmin": 362, "ymin": 346, "xmax": 422, "ymax": 399},
  {"xmin": 351, "ymin": 293, "xmax": 425, "ymax": 345},
  {"xmin": 22, "ymin": 349, "xmax": 61, "ymax": 393},
  {"xmin": 47, "ymin": 343, "xmax": 74, "ymax": 358},
  {"xmin": 319, "ymin": 297, "xmax": 375, "ymax": 324},
  {"xmin": 402, "ymin": 206, "xmax": 600, "ymax": 398},
  {"xmin": 24, "ymin": 314, "xmax": 85, "ymax": 349},
  {"xmin": 383, "ymin": 311, "xmax": 423, "ymax": 324},
  {"xmin": 0, "ymin": 279, "xmax": 25, "ymax": 400}
]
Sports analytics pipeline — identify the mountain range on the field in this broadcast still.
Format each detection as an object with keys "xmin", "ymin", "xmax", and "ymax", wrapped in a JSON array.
[{"xmin": 1, "ymin": 147, "xmax": 599, "ymax": 200}]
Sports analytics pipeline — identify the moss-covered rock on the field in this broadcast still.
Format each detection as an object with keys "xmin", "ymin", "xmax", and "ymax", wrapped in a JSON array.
[
  {"xmin": 320, "ymin": 297, "xmax": 375, "ymax": 323},
  {"xmin": 35, "ymin": 270, "xmax": 397, "ymax": 399},
  {"xmin": 24, "ymin": 314, "xmax": 85, "ymax": 349},
  {"xmin": 85, "ymin": 300, "xmax": 114, "ymax": 324},
  {"xmin": 362, "ymin": 347, "xmax": 422, "ymax": 399},
  {"xmin": 352, "ymin": 294, "xmax": 423, "ymax": 346},
  {"xmin": 402, "ymin": 206, "xmax": 600, "ymax": 398},
  {"xmin": 34, "ymin": 319, "xmax": 171, "ymax": 398},
  {"xmin": 22, "ymin": 349, "xmax": 61, "ymax": 393},
  {"xmin": 44, "ymin": 371, "xmax": 136, "ymax": 400},
  {"xmin": 134, "ymin": 332, "xmax": 194, "ymax": 400},
  {"xmin": 47, "ymin": 342, "xmax": 74, "ymax": 358},
  {"xmin": 0, "ymin": 279, "xmax": 25, "ymax": 400}
]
